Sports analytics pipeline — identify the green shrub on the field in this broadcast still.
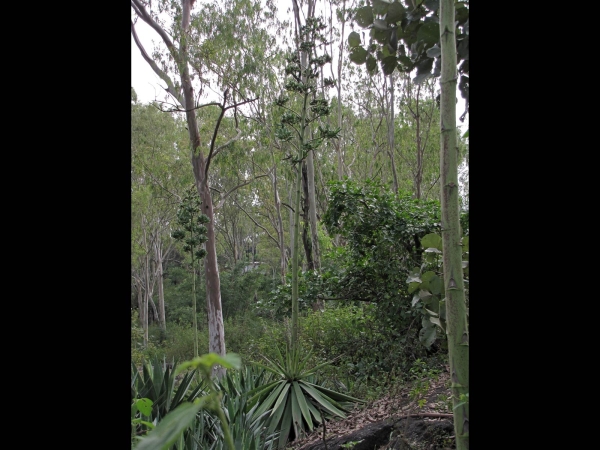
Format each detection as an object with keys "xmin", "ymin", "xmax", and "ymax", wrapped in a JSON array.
[{"xmin": 161, "ymin": 323, "xmax": 209, "ymax": 363}]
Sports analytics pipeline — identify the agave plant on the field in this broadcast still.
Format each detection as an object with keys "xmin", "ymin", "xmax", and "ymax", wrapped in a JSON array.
[
  {"xmin": 131, "ymin": 356, "xmax": 206, "ymax": 424},
  {"xmin": 217, "ymin": 366, "xmax": 278, "ymax": 450},
  {"xmin": 134, "ymin": 353, "xmax": 241, "ymax": 450},
  {"xmin": 247, "ymin": 344, "xmax": 364, "ymax": 449}
]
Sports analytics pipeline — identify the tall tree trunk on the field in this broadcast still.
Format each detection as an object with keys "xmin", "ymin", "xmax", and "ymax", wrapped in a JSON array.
[
  {"xmin": 154, "ymin": 239, "xmax": 167, "ymax": 332},
  {"xmin": 414, "ymin": 84, "xmax": 424, "ymax": 199},
  {"xmin": 131, "ymin": 0, "xmax": 228, "ymax": 376},
  {"xmin": 301, "ymin": 161, "xmax": 314, "ymax": 271},
  {"xmin": 148, "ymin": 296, "xmax": 159, "ymax": 326},
  {"xmin": 271, "ymin": 163, "xmax": 287, "ymax": 283},
  {"xmin": 135, "ymin": 278, "xmax": 146, "ymax": 345},
  {"xmin": 181, "ymin": 0, "xmax": 226, "ymax": 375},
  {"xmin": 142, "ymin": 225, "xmax": 152, "ymax": 347},
  {"xmin": 306, "ymin": 149, "xmax": 320, "ymax": 271},
  {"xmin": 291, "ymin": 153, "xmax": 303, "ymax": 349},
  {"xmin": 335, "ymin": 0, "xmax": 346, "ymax": 181},
  {"xmin": 192, "ymin": 158, "xmax": 226, "ymax": 364},
  {"xmin": 386, "ymin": 73, "xmax": 399, "ymax": 194},
  {"xmin": 440, "ymin": 1, "xmax": 469, "ymax": 448}
]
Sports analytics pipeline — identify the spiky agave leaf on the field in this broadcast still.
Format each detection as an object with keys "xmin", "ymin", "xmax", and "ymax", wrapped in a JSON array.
[{"xmin": 248, "ymin": 346, "xmax": 364, "ymax": 448}]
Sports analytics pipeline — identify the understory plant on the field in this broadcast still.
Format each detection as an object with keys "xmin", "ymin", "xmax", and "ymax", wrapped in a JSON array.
[
  {"xmin": 133, "ymin": 353, "xmax": 240, "ymax": 450},
  {"xmin": 131, "ymin": 356, "xmax": 206, "ymax": 435},
  {"xmin": 406, "ymin": 232, "xmax": 469, "ymax": 349},
  {"xmin": 248, "ymin": 342, "xmax": 364, "ymax": 448},
  {"xmin": 132, "ymin": 354, "xmax": 280, "ymax": 450}
]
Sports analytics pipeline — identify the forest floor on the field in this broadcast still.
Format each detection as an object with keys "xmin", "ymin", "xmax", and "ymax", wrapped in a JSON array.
[{"xmin": 287, "ymin": 366, "xmax": 456, "ymax": 450}]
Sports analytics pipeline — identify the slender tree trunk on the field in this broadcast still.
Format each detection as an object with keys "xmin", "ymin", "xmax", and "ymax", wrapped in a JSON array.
[
  {"xmin": 414, "ymin": 84, "xmax": 423, "ymax": 199},
  {"xmin": 288, "ymin": 183, "xmax": 295, "ymax": 260},
  {"xmin": 136, "ymin": 278, "xmax": 145, "ymax": 344},
  {"xmin": 291, "ymin": 0, "xmax": 315, "ymax": 348},
  {"xmin": 181, "ymin": 0, "xmax": 226, "ymax": 375},
  {"xmin": 440, "ymin": 1, "xmax": 469, "ymax": 448},
  {"xmin": 306, "ymin": 149, "xmax": 320, "ymax": 270},
  {"xmin": 148, "ymin": 296, "xmax": 159, "ymax": 326},
  {"xmin": 271, "ymin": 164, "xmax": 287, "ymax": 283},
  {"xmin": 142, "ymin": 225, "xmax": 152, "ymax": 347},
  {"xmin": 131, "ymin": 0, "xmax": 227, "ymax": 376},
  {"xmin": 301, "ymin": 161, "xmax": 314, "ymax": 271},
  {"xmin": 192, "ymin": 159, "xmax": 227, "ymax": 363},
  {"xmin": 154, "ymin": 239, "xmax": 167, "ymax": 332},
  {"xmin": 335, "ymin": 0, "xmax": 346, "ymax": 181},
  {"xmin": 386, "ymin": 73, "xmax": 399, "ymax": 194}
]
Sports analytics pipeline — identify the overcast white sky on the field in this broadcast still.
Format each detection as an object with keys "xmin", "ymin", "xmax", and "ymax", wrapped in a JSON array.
[
  {"xmin": 131, "ymin": 10, "xmax": 468, "ymax": 132},
  {"xmin": 131, "ymin": 19, "xmax": 170, "ymax": 105}
]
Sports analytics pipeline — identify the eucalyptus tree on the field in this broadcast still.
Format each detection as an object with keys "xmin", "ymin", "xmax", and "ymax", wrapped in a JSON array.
[
  {"xmin": 396, "ymin": 74, "xmax": 441, "ymax": 200},
  {"xmin": 342, "ymin": 69, "xmax": 395, "ymax": 185},
  {"xmin": 131, "ymin": 97, "xmax": 191, "ymax": 340},
  {"xmin": 347, "ymin": 1, "xmax": 469, "ymax": 122},
  {"xmin": 131, "ymin": 0, "xmax": 278, "ymax": 367},
  {"xmin": 326, "ymin": 0, "xmax": 357, "ymax": 181}
]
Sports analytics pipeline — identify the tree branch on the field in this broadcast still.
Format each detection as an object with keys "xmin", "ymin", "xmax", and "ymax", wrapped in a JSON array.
[
  {"xmin": 131, "ymin": 0, "xmax": 181, "ymax": 66},
  {"xmin": 131, "ymin": 20, "xmax": 185, "ymax": 107},
  {"xmin": 205, "ymin": 93, "xmax": 260, "ymax": 178},
  {"xmin": 212, "ymin": 128, "xmax": 242, "ymax": 159},
  {"xmin": 234, "ymin": 201, "xmax": 280, "ymax": 248},
  {"xmin": 281, "ymin": 202, "xmax": 295, "ymax": 213},
  {"xmin": 203, "ymin": 89, "xmax": 229, "ymax": 182},
  {"xmin": 213, "ymin": 174, "xmax": 270, "ymax": 211}
]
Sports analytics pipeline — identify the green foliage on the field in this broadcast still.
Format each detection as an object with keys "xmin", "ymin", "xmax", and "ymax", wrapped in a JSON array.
[
  {"xmin": 172, "ymin": 190, "xmax": 210, "ymax": 264},
  {"xmin": 320, "ymin": 180, "xmax": 469, "ymax": 363},
  {"xmin": 247, "ymin": 343, "xmax": 364, "ymax": 449},
  {"xmin": 160, "ymin": 323, "xmax": 209, "ymax": 363},
  {"xmin": 219, "ymin": 262, "xmax": 278, "ymax": 319},
  {"xmin": 407, "ymin": 358, "xmax": 441, "ymax": 408},
  {"xmin": 171, "ymin": 189, "xmax": 211, "ymax": 358},
  {"xmin": 340, "ymin": 440, "xmax": 363, "ymax": 449},
  {"xmin": 131, "ymin": 397, "xmax": 155, "ymax": 440},
  {"xmin": 349, "ymin": 0, "xmax": 469, "ymax": 120},
  {"xmin": 214, "ymin": 366, "xmax": 279, "ymax": 449},
  {"xmin": 131, "ymin": 357, "xmax": 206, "ymax": 424},
  {"xmin": 162, "ymin": 265, "xmax": 207, "ymax": 326},
  {"xmin": 405, "ymin": 232, "xmax": 469, "ymax": 348},
  {"xmin": 132, "ymin": 310, "xmax": 160, "ymax": 366},
  {"xmin": 322, "ymin": 180, "xmax": 441, "ymax": 332},
  {"xmin": 257, "ymin": 270, "xmax": 323, "ymax": 318},
  {"xmin": 133, "ymin": 353, "xmax": 242, "ymax": 450}
]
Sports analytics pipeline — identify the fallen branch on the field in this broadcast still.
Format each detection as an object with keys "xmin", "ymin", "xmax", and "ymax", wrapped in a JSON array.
[{"xmin": 396, "ymin": 413, "xmax": 453, "ymax": 419}]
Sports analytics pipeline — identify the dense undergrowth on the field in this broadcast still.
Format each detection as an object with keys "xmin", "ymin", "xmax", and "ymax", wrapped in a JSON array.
[
  {"xmin": 133, "ymin": 303, "xmax": 446, "ymax": 403},
  {"xmin": 131, "ymin": 182, "xmax": 464, "ymax": 448}
]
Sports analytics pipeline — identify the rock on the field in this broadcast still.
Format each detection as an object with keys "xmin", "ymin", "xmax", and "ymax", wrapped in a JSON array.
[
  {"xmin": 297, "ymin": 417, "xmax": 455, "ymax": 450},
  {"xmin": 298, "ymin": 419, "xmax": 394, "ymax": 450},
  {"xmin": 394, "ymin": 417, "xmax": 455, "ymax": 449}
]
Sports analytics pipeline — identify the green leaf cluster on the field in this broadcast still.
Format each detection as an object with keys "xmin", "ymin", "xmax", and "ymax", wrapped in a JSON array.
[
  {"xmin": 349, "ymin": 1, "xmax": 469, "ymax": 118},
  {"xmin": 247, "ymin": 344, "xmax": 364, "ymax": 448},
  {"xmin": 405, "ymin": 232, "xmax": 469, "ymax": 348},
  {"xmin": 172, "ymin": 190, "xmax": 210, "ymax": 264}
]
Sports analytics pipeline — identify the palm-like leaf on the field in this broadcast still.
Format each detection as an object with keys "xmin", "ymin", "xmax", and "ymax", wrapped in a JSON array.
[
  {"xmin": 199, "ymin": 365, "xmax": 278, "ymax": 450},
  {"xmin": 131, "ymin": 356, "xmax": 206, "ymax": 423},
  {"xmin": 247, "ymin": 344, "xmax": 365, "ymax": 448}
]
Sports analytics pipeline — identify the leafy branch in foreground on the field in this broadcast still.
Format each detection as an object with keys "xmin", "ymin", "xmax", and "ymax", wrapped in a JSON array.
[{"xmin": 133, "ymin": 353, "xmax": 241, "ymax": 450}]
